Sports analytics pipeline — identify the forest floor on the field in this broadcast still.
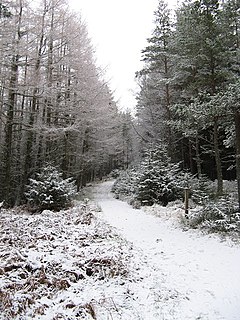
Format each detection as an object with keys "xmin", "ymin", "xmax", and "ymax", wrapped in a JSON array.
[{"xmin": 0, "ymin": 180, "xmax": 240, "ymax": 319}]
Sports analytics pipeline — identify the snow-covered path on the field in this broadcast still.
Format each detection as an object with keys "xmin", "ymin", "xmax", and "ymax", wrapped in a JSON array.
[{"xmin": 92, "ymin": 181, "xmax": 240, "ymax": 320}]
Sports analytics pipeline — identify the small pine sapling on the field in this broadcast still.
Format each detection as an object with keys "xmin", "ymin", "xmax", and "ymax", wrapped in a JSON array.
[
  {"xmin": 136, "ymin": 145, "xmax": 181, "ymax": 206},
  {"xmin": 25, "ymin": 165, "xmax": 76, "ymax": 212}
]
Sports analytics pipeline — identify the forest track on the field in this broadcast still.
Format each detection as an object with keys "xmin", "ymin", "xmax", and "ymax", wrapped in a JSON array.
[{"xmin": 92, "ymin": 180, "xmax": 240, "ymax": 320}]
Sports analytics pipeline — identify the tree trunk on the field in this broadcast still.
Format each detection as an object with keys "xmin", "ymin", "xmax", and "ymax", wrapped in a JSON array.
[
  {"xmin": 164, "ymin": 54, "xmax": 173, "ymax": 158},
  {"xmin": 45, "ymin": 2, "xmax": 54, "ymax": 161},
  {"xmin": 15, "ymin": 56, "xmax": 29, "ymax": 205},
  {"xmin": 3, "ymin": 58, "xmax": 18, "ymax": 205},
  {"xmin": 195, "ymin": 135, "xmax": 202, "ymax": 179},
  {"xmin": 213, "ymin": 120, "xmax": 223, "ymax": 195},
  {"xmin": 188, "ymin": 139, "xmax": 194, "ymax": 173},
  {"xmin": 235, "ymin": 110, "xmax": 240, "ymax": 211},
  {"xmin": 3, "ymin": 1, "xmax": 23, "ymax": 205}
]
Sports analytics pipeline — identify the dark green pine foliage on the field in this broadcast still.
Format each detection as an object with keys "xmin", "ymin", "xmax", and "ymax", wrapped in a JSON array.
[
  {"xmin": 25, "ymin": 165, "xmax": 76, "ymax": 212},
  {"xmin": 136, "ymin": 0, "xmax": 175, "ymax": 151},
  {"xmin": 174, "ymin": 0, "xmax": 230, "ymax": 97},
  {"xmin": 136, "ymin": 145, "xmax": 180, "ymax": 206},
  {"xmin": 171, "ymin": 0, "xmax": 234, "ymax": 194},
  {"xmin": 220, "ymin": 0, "xmax": 240, "ymax": 79}
]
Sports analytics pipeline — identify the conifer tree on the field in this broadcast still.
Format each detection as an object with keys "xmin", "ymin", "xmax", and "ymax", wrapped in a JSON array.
[
  {"xmin": 136, "ymin": 145, "xmax": 180, "ymax": 206},
  {"xmin": 25, "ymin": 165, "xmax": 76, "ymax": 212},
  {"xmin": 136, "ymin": 0, "xmax": 175, "ymax": 154},
  {"xmin": 171, "ymin": 0, "xmax": 234, "ymax": 194},
  {"xmin": 0, "ymin": 0, "xmax": 129, "ymax": 206}
]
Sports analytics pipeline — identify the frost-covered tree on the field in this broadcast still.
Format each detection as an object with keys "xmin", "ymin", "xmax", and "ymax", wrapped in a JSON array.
[
  {"xmin": 220, "ymin": 0, "xmax": 240, "ymax": 79},
  {"xmin": 25, "ymin": 165, "xmax": 76, "ymax": 212},
  {"xmin": 136, "ymin": 0, "xmax": 176, "ymax": 154},
  {"xmin": 132, "ymin": 0, "xmax": 240, "ymax": 211},
  {"xmin": 173, "ymin": 0, "xmax": 231, "ymax": 96},
  {"xmin": 170, "ymin": 92, "xmax": 232, "ymax": 195},
  {"xmin": 0, "ymin": 0, "xmax": 127, "ymax": 206},
  {"xmin": 211, "ymin": 80, "xmax": 240, "ymax": 209},
  {"xmin": 136, "ymin": 145, "xmax": 181, "ymax": 206}
]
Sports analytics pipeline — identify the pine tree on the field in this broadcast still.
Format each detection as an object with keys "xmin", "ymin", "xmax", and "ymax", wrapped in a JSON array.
[
  {"xmin": 213, "ymin": 80, "xmax": 240, "ymax": 209},
  {"xmin": 136, "ymin": 145, "xmax": 180, "ymax": 206},
  {"xmin": 170, "ymin": 0, "xmax": 235, "ymax": 193},
  {"xmin": 136, "ymin": 0, "xmax": 175, "ymax": 154},
  {"xmin": 25, "ymin": 165, "xmax": 76, "ymax": 212},
  {"xmin": 173, "ymin": 0, "xmax": 229, "ymax": 96},
  {"xmin": 221, "ymin": 0, "xmax": 240, "ymax": 79}
]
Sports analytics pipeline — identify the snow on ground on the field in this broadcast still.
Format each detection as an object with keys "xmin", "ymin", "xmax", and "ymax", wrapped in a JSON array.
[
  {"xmin": 1, "ymin": 180, "xmax": 240, "ymax": 320},
  {"xmin": 0, "ymin": 202, "xmax": 147, "ymax": 319},
  {"xmin": 92, "ymin": 180, "xmax": 240, "ymax": 320}
]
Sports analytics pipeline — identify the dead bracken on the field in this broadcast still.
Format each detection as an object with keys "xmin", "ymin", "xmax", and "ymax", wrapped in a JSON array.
[{"xmin": 0, "ymin": 203, "xmax": 134, "ymax": 319}]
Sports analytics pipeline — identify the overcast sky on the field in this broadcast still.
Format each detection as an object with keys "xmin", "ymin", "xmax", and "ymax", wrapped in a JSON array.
[{"xmin": 69, "ymin": 0, "xmax": 177, "ymax": 111}]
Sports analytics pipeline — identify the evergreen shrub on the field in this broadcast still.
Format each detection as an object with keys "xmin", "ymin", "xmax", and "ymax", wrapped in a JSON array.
[
  {"xmin": 112, "ymin": 145, "xmax": 183, "ymax": 206},
  {"xmin": 135, "ymin": 147, "xmax": 181, "ymax": 206},
  {"xmin": 186, "ymin": 174, "xmax": 215, "ymax": 205},
  {"xmin": 188, "ymin": 195, "xmax": 240, "ymax": 233},
  {"xmin": 25, "ymin": 165, "xmax": 76, "ymax": 212},
  {"xmin": 112, "ymin": 168, "xmax": 138, "ymax": 200}
]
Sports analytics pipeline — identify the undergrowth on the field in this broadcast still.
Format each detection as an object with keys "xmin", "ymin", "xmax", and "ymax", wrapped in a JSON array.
[
  {"xmin": 0, "ymin": 201, "xmax": 132, "ymax": 319},
  {"xmin": 113, "ymin": 166, "xmax": 240, "ymax": 235}
]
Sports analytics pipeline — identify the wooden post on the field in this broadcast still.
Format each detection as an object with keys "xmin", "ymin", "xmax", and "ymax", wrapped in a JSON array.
[
  {"xmin": 184, "ymin": 188, "xmax": 189, "ymax": 218},
  {"xmin": 235, "ymin": 111, "xmax": 240, "ymax": 211},
  {"xmin": 0, "ymin": 201, "xmax": 4, "ymax": 212}
]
